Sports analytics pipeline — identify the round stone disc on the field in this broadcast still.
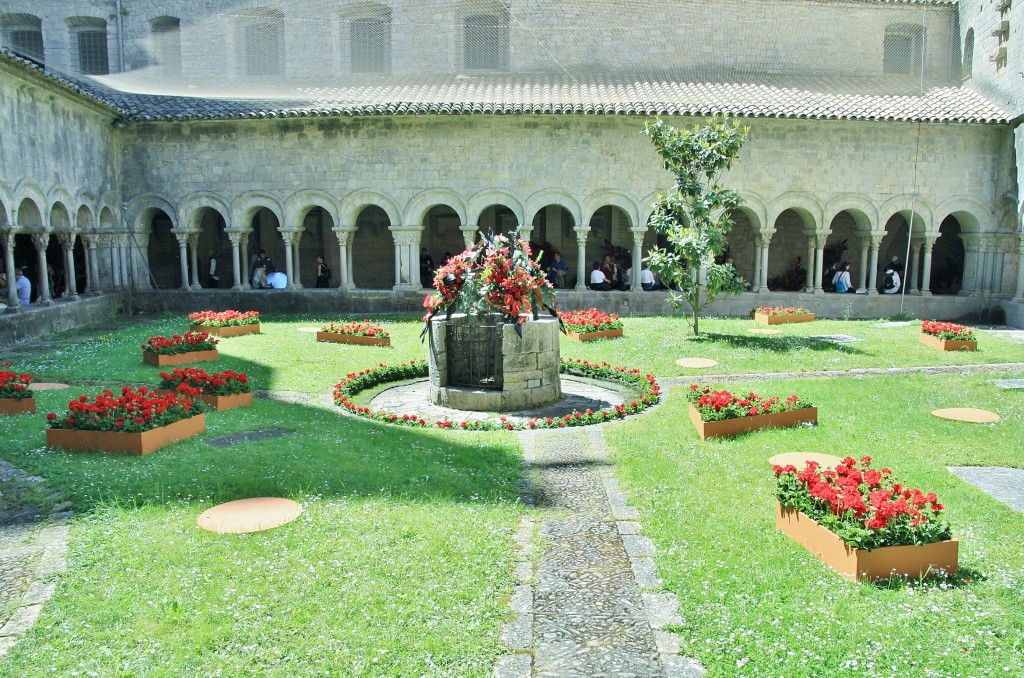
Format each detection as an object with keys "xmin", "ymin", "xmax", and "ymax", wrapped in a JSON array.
[
  {"xmin": 197, "ymin": 497, "xmax": 303, "ymax": 534},
  {"xmin": 748, "ymin": 328, "xmax": 782, "ymax": 335},
  {"xmin": 297, "ymin": 327, "xmax": 321, "ymax": 333},
  {"xmin": 931, "ymin": 408, "xmax": 1000, "ymax": 424},
  {"xmin": 28, "ymin": 382, "xmax": 70, "ymax": 391},
  {"xmin": 675, "ymin": 358, "xmax": 718, "ymax": 368},
  {"xmin": 769, "ymin": 452, "xmax": 845, "ymax": 470}
]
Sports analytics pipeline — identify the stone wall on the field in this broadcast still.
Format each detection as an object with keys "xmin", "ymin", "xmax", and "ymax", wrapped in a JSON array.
[{"xmin": 0, "ymin": 294, "xmax": 121, "ymax": 345}]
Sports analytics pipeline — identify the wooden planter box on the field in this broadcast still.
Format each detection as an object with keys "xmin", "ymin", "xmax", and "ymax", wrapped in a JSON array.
[
  {"xmin": 688, "ymin": 403, "xmax": 817, "ymax": 440},
  {"xmin": 45, "ymin": 414, "xmax": 206, "ymax": 455},
  {"xmin": 754, "ymin": 312, "xmax": 815, "ymax": 325},
  {"xmin": 919, "ymin": 332, "xmax": 977, "ymax": 352},
  {"xmin": 0, "ymin": 396, "xmax": 35, "ymax": 415},
  {"xmin": 143, "ymin": 349, "xmax": 219, "ymax": 367},
  {"xmin": 316, "ymin": 332, "xmax": 391, "ymax": 347},
  {"xmin": 189, "ymin": 323, "xmax": 260, "ymax": 338},
  {"xmin": 155, "ymin": 390, "xmax": 253, "ymax": 411},
  {"xmin": 564, "ymin": 328, "xmax": 624, "ymax": 342},
  {"xmin": 775, "ymin": 503, "xmax": 959, "ymax": 581}
]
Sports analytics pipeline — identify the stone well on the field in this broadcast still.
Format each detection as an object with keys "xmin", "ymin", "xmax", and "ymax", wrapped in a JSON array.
[{"xmin": 428, "ymin": 313, "xmax": 561, "ymax": 411}]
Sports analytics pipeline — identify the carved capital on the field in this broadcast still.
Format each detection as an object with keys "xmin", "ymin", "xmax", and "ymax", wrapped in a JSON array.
[
  {"xmin": 56, "ymin": 232, "xmax": 77, "ymax": 250},
  {"xmin": 30, "ymin": 232, "xmax": 50, "ymax": 250},
  {"xmin": 334, "ymin": 227, "xmax": 356, "ymax": 247},
  {"xmin": 187, "ymin": 232, "xmax": 200, "ymax": 249},
  {"xmin": 391, "ymin": 229, "xmax": 420, "ymax": 247}
]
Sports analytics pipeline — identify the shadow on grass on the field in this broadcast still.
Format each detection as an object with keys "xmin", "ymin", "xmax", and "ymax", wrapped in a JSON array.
[
  {"xmin": 695, "ymin": 331, "xmax": 866, "ymax": 355},
  {"xmin": 867, "ymin": 564, "xmax": 984, "ymax": 592}
]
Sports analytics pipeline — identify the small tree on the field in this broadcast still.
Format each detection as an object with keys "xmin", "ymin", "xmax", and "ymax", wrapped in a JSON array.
[{"xmin": 642, "ymin": 117, "xmax": 749, "ymax": 336}]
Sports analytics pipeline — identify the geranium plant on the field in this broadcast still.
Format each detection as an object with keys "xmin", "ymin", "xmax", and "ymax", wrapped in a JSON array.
[
  {"xmin": 687, "ymin": 384, "xmax": 811, "ymax": 421},
  {"xmin": 159, "ymin": 368, "xmax": 251, "ymax": 396},
  {"xmin": 921, "ymin": 320, "xmax": 975, "ymax": 341},
  {"xmin": 423, "ymin": 231, "xmax": 558, "ymax": 331},
  {"xmin": 321, "ymin": 320, "xmax": 389, "ymax": 338},
  {"xmin": 142, "ymin": 331, "xmax": 218, "ymax": 355},
  {"xmin": 773, "ymin": 455, "xmax": 952, "ymax": 549},
  {"xmin": 0, "ymin": 361, "xmax": 34, "ymax": 400},
  {"xmin": 755, "ymin": 306, "xmax": 811, "ymax": 317},
  {"xmin": 188, "ymin": 310, "xmax": 260, "ymax": 327},
  {"xmin": 46, "ymin": 387, "xmax": 205, "ymax": 433},
  {"xmin": 560, "ymin": 308, "xmax": 623, "ymax": 334}
]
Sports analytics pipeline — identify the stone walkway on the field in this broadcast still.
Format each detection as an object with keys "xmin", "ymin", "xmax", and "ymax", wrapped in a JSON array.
[
  {"xmin": 663, "ymin": 361, "xmax": 1024, "ymax": 386},
  {"xmin": 496, "ymin": 426, "xmax": 703, "ymax": 677},
  {"xmin": 948, "ymin": 467, "xmax": 1024, "ymax": 513}
]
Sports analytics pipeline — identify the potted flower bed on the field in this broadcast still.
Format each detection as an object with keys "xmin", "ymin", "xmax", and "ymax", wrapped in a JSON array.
[
  {"xmin": 753, "ymin": 306, "xmax": 815, "ymax": 325},
  {"xmin": 317, "ymin": 320, "xmax": 391, "ymax": 347},
  {"xmin": 773, "ymin": 456, "xmax": 958, "ymax": 581},
  {"xmin": 142, "ymin": 331, "xmax": 219, "ymax": 366},
  {"xmin": 187, "ymin": 310, "xmax": 261, "ymax": 337},
  {"xmin": 686, "ymin": 384, "xmax": 816, "ymax": 439},
  {"xmin": 158, "ymin": 367, "xmax": 253, "ymax": 411},
  {"xmin": 560, "ymin": 308, "xmax": 624, "ymax": 341},
  {"xmin": 45, "ymin": 387, "xmax": 206, "ymax": 455},
  {"xmin": 919, "ymin": 320, "xmax": 977, "ymax": 352},
  {"xmin": 0, "ymin": 362, "xmax": 35, "ymax": 415}
]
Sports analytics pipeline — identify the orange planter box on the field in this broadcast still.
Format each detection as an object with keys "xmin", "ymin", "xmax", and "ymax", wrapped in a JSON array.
[
  {"xmin": 919, "ymin": 332, "xmax": 977, "ymax": 352},
  {"xmin": 155, "ymin": 390, "xmax": 253, "ymax": 411},
  {"xmin": 0, "ymin": 397, "xmax": 35, "ymax": 415},
  {"xmin": 316, "ymin": 332, "xmax": 391, "ymax": 347},
  {"xmin": 753, "ymin": 312, "xmax": 815, "ymax": 325},
  {"xmin": 564, "ymin": 328, "xmax": 624, "ymax": 342},
  {"xmin": 45, "ymin": 414, "xmax": 206, "ymax": 455},
  {"xmin": 143, "ymin": 349, "xmax": 219, "ymax": 367},
  {"xmin": 775, "ymin": 503, "xmax": 959, "ymax": 581},
  {"xmin": 688, "ymin": 403, "xmax": 817, "ymax": 440},
  {"xmin": 189, "ymin": 323, "xmax": 260, "ymax": 338}
]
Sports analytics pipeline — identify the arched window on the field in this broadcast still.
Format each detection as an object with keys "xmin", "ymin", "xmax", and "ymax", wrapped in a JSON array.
[
  {"xmin": 883, "ymin": 24, "xmax": 925, "ymax": 76},
  {"xmin": 350, "ymin": 14, "xmax": 391, "ymax": 73},
  {"xmin": 1, "ymin": 13, "xmax": 44, "ymax": 65},
  {"xmin": 68, "ymin": 17, "xmax": 109, "ymax": 75},
  {"xmin": 963, "ymin": 29, "xmax": 975, "ymax": 81},
  {"xmin": 235, "ymin": 9, "xmax": 284, "ymax": 76},
  {"xmin": 151, "ymin": 16, "xmax": 181, "ymax": 75},
  {"xmin": 463, "ymin": 13, "xmax": 509, "ymax": 70}
]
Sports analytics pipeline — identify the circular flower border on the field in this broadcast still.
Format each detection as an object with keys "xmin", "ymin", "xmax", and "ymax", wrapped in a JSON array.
[{"xmin": 332, "ymin": 357, "xmax": 661, "ymax": 431}]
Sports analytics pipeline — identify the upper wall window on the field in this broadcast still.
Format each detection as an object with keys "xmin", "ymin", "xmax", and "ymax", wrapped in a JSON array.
[
  {"xmin": 962, "ymin": 29, "xmax": 974, "ymax": 80},
  {"xmin": 350, "ymin": 14, "xmax": 391, "ymax": 73},
  {"xmin": 463, "ymin": 13, "xmax": 509, "ymax": 70},
  {"xmin": 2, "ymin": 13, "xmax": 44, "ymax": 65},
  {"xmin": 68, "ymin": 17, "xmax": 109, "ymax": 75},
  {"xmin": 235, "ymin": 9, "xmax": 284, "ymax": 76},
  {"xmin": 883, "ymin": 24, "xmax": 925, "ymax": 76},
  {"xmin": 151, "ymin": 16, "xmax": 182, "ymax": 75}
]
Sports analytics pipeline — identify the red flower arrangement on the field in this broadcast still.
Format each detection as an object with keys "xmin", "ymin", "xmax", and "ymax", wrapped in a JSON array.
[
  {"xmin": 423, "ymin": 232, "xmax": 557, "ymax": 327},
  {"xmin": 773, "ymin": 455, "xmax": 952, "ymax": 549},
  {"xmin": 187, "ymin": 310, "xmax": 260, "ymax": 327},
  {"xmin": 921, "ymin": 320, "xmax": 975, "ymax": 341},
  {"xmin": 687, "ymin": 384, "xmax": 811, "ymax": 421},
  {"xmin": 560, "ymin": 308, "xmax": 623, "ymax": 333},
  {"xmin": 46, "ymin": 387, "xmax": 205, "ymax": 433},
  {"xmin": 755, "ymin": 306, "xmax": 810, "ymax": 317},
  {"xmin": 320, "ymin": 320, "xmax": 389, "ymax": 338},
  {"xmin": 142, "ymin": 331, "xmax": 218, "ymax": 355},
  {"xmin": 0, "ymin": 362, "xmax": 34, "ymax": 400},
  {"xmin": 159, "ymin": 368, "xmax": 251, "ymax": 396},
  {"xmin": 332, "ymin": 358, "xmax": 659, "ymax": 430}
]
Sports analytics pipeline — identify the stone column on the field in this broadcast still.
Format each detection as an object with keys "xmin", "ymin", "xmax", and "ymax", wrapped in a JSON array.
[
  {"xmin": 280, "ymin": 231, "xmax": 296, "ymax": 288},
  {"xmin": 187, "ymin": 233, "xmax": 201, "ymax": 289},
  {"xmin": 959, "ymin": 235, "xmax": 980, "ymax": 296},
  {"xmin": 630, "ymin": 229, "xmax": 645, "ymax": 292},
  {"xmin": 979, "ymin": 237, "xmax": 993, "ymax": 297},
  {"xmin": 909, "ymin": 237, "xmax": 923, "ymax": 294},
  {"xmin": 335, "ymin": 227, "xmax": 353, "ymax": 289},
  {"xmin": 575, "ymin": 228, "xmax": 588, "ymax": 290},
  {"xmin": 461, "ymin": 225, "xmax": 477, "ymax": 248},
  {"xmin": 857, "ymin": 240, "xmax": 869, "ymax": 291},
  {"xmin": 291, "ymin": 231, "xmax": 304, "ymax": 288},
  {"xmin": 118, "ymin": 237, "xmax": 131, "ymax": 288},
  {"xmin": 392, "ymin": 229, "xmax": 420, "ymax": 290},
  {"xmin": 132, "ymin": 233, "xmax": 153, "ymax": 289},
  {"xmin": 804, "ymin": 234, "xmax": 816, "ymax": 292},
  {"xmin": 108, "ymin": 236, "xmax": 121, "ymax": 288},
  {"xmin": 759, "ymin": 233, "xmax": 772, "ymax": 291},
  {"xmin": 85, "ymin": 235, "xmax": 101, "ymax": 294},
  {"xmin": 752, "ymin": 234, "xmax": 763, "ymax": 292},
  {"xmin": 240, "ymin": 235, "xmax": 250, "ymax": 284},
  {"xmin": 867, "ymin": 235, "xmax": 883, "ymax": 295},
  {"xmin": 31, "ymin": 233, "xmax": 53, "ymax": 305},
  {"xmin": 1014, "ymin": 235, "xmax": 1024, "ymax": 301},
  {"xmin": 813, "ymin": 234, "xmax": 827, "ymax": 293},
  {"xmin": 174, "ymin": 233, "xmax": 190, "ymax": 290},
  {"xmin": 57, "ymin": 233, "xmax": 79, "ymax": 299},
  {"xmin": 2, "ymin": 230, "xmax": 19, "ymax": 311},
  {"xmin": 921, "ymin": 235, "xmax": 937, "ymax": 296},
  {"xmin": 228, "ymin": 232, "xmax": 243, "ymax": 290}
]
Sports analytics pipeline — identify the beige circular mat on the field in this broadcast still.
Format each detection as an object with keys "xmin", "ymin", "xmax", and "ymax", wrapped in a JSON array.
[
  {"xmin": 675, "ymin": 358, "xmax": 718, "ymax": 368},
  {"xmin": 769, "ymin": 452, "xmax": 844, "ymax": 470},
  {"xmin": 931, "ymin": 408, "xmax": 1000, "ymax": 424},
  {"xmin": 297, "ymin": 327, "xmax": 321, "ymax": 333},
  {"xmin": 29, "ymin": 382, "xmax": 70, "ymax": 391},
  {"xmin": 197, "ymin": 497, "xmax": 303, "ymax": 534},
  {"xmin": 748, "ymin": 328, "xmax": 782, "ymax": 335}
]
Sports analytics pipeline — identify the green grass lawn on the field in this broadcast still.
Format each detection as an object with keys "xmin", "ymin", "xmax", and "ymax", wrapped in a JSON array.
[{"xmin": 2, "ymin": 312, "xmax": 1023, "ymax": 676}]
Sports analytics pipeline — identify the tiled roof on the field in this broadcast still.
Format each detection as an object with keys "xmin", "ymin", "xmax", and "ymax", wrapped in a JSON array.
[{"xmin": 1, "ymin": 48, "xmax": 1010, "ymax": 125}]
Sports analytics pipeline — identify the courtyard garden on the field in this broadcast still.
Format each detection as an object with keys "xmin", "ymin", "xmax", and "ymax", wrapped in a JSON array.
[{"xmin": 1, "ymin": 313, "xmax": 1023, "ymax": 676}]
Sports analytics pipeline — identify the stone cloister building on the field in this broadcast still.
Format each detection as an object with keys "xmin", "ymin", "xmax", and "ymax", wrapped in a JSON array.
[{"xmin": 2, "ymin": 0, "xmax": 1024, "ymax": 324}]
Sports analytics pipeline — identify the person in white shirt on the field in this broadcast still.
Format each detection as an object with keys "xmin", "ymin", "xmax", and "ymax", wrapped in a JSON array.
[
  {"xmin": 640, "ymin": 266, "xmax": 656, "ymax": 291},
  {"xmin": 831, "ymin": 262, "xmax": 852, "ymax": 293},
  {"xmin": 882, "ymin": 267, "xmax": 900, "ymax": 294},
  {"xmin": 589, "ymin": 262, "xmax": 611, "ymax": 291},
  {"xmin": 267, "ymin": 270, "xmax": 288, "ymax": 289}
]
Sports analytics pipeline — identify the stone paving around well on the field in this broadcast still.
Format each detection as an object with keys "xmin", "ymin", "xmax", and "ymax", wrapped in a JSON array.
[{"xmin": 947, "ymin": 467, "xmax": 1024, "ymax": 513}]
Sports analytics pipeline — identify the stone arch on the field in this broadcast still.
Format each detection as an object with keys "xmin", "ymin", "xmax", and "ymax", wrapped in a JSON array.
[
  {"xmin": 421, "ymin": 204, "xmax": 467, "ymax": 278},
  {"xmin": 737, "ymin": 191, "xmax": 768, "ymax": 233},
  {"xmin": 467, "ymin": 189, "xmax": 525, "ymax": 228},
  {"xmin": 231, "ymin": 192, "xmax": 284, "ymax": 233},
  {"xmin": 725, "ymin": 206, "xmax": 759, "ymax": 284},
  {"xmin": 766, "ymin": 194, "xmax": 821, "ymax": 291},
  {"xmin": 339, "ymin": 190, "xmax": 400, "ymax": 228},
  {"xmin": 75, "ymin": 205, "xmax": 94, "ymax": 232},
  {"xmin": 587, "ymin": 202, "xmax": 635, "ymax": 283},
  {"xmin": 767, "ymin": 193, "xmax": 823, "ymax": 229},
  {"xmin": 525, "ymin": 189, "xmax": 582, "ymax": 229},
  {"xmin": 75, "ymin": 191, "xmax": 98, "ymax": 230},
  {"xmin": 934, "ymin": 196, "xmax": 990, "ymax": 234},
  {"xmin": 403, "ymin": 189, "xmax": 467, "ymax": 226},
  {"xmin": 930, "ymin": 215, "xmax": 966, "ymax": 295},
  {"xmin": 352, "ymin": 204, "xmax": 394, "ymax": 289},
  {"xmin": 13, "ymin": 181, "xmax": 47, "ymax": 228},
  {"xmin": 284, "ymin": 190, "xmax": 339, "ymax": 230},
  {"xmin": 127, "ymin": 194, "xmax": 178, "ymax": 233},
  {"xmin": 879, "ymin": 195, "xmax": 933, "ymax": 236},
  {"xmin": 99, "ymin": 206, "xmax": 116, "ymax": 231},
  {"xmin": 178, "ymin": 193, "xmax": 231, "ymax": 232},
  {"xmin": 823, "ymin": 195, "xmax": 877, "ymax": 233},
  {"xmin": 16, "ymin": 197, "xmax": 44, "ymax": 230},
  {"xmin": 582, "ymin": 190, "xmax": 639, "ymax": 231},
  {"xmin": 48, "ymin": 201, "xmax": 72, "ymax": 232},
  {"xmin": 297, "ymin": 205, "xmax": 338, "ymax": 287}
]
